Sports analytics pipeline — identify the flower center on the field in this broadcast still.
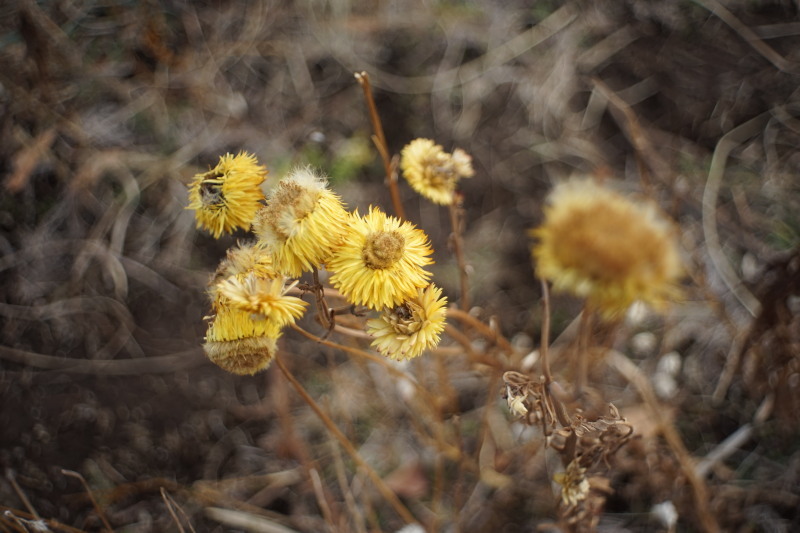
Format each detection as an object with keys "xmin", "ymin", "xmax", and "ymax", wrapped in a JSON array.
[{"xmin": 363, "ymin": 231, "xmax": 405, "ymax": 269}]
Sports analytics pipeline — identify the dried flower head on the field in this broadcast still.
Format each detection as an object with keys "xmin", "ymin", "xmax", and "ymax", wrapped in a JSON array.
[
  {"xmin": 188, "ymin": 152, "xmax": 267, "ymax": 238},
  {"xmin": 252, "ymin": 167, "xmax": 349, "ymax": 277},
  {"xmin": 554, "ymin": 460, "xmax": 591, "ymax": 509},
  {"xmin": 367, "ymin": 284, "xmax": 447, "ymax": 360},
  {"xmin": 400, "ymin": 138, "xmax": 474, "ymax": 205},
  {"xmin": 531, "ymin": 179, "xmax": 682, "ymax": 318},
  {"xmin": 218, "ymin": 273, "xmax": 307, "ymax": 326},
  {"xmin": 327, "ymin": 207, "xmax": 433, "ymax": 309},
  {"xmin": 208, "ymin": 242, "xmax": 278, "ymax": 305},
  {"xmin": 203, "ymin": 303, "xmax": 280, "ymax": 374}
]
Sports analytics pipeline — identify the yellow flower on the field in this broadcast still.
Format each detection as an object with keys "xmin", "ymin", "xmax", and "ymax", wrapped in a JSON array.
[
  {"xmin": 531, "ymin": 179, "xmax": 682, "ymax": 318},
  {"xmin": 208, "ymin": 242, "xmax": 278, "ymax": 310},
  {"xmin": 400, "ymin": 138, "xmax": 474, "ymax": 205},
  {"xmin": 327, "ymin": 207, "xmax": 433, "ymax": 309},
  {"xmin": 203, "ymin": 303, "xmax": 280, "ymax": 375},
  {"xmin": 367, "ymin": 284, "xmax": 447, "ymax": 360},
  {"xmin": 218, "ymin": 273, "xmax": 307, "ymax": 326},
  {"xmin": 187, "ymin": 152, "xmax": 268, "ymax": 238},
  {"xmin": 252, "ymin": 167, "xmax": 349, "ymax": 277}
]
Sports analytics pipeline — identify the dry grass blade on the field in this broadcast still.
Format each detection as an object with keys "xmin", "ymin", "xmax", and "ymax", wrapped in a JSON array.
[
  {"xmin": 60, "ymin": 470, "xmax": 113, "ymax": 532},
  {"xmin": 205, "ymin": 507, "xmax": 301, "ymax": 533},
  {"xmin": 702, "ymin": 112, "xmax": 770, "ymax": 318}
]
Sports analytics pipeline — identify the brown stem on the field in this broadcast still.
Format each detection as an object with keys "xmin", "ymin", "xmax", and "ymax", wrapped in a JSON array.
[
  {"xmin": 575, "ymin": 307, "xmax": 593, "ymax": 398},
  {"xmin": 539, "ymin": 278, "xmax": 553, "ymax": 386},
  {"xmin": 446, "ymin": 308, "xmax": 515, "ymax": 356},
  {"xmin": 448, "ymin": 200, "xmax": 470, "ymax": 311},
  {"xmin": 274, "ymin": 355, "xmax": 418, "ymax": 526},
  {"xmin": 355, "ymin": 71, "xmax": 405, "ymax": 220}
]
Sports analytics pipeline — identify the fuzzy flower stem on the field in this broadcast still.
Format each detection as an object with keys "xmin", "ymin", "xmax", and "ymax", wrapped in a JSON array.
[
  {"xmin": 355, "ymin": 71, "xmax": 406, "ymax": 220},
  {"xmin": 274, "ymin": 355, "xmax": 419, "ymax": 527},
  {"xmin": 446, "ymin": 308, "xmax": 515, "ymax": 357},
  {"xmin": 449, "ymin": 199, "xmax": 470, "ymax": 311}
]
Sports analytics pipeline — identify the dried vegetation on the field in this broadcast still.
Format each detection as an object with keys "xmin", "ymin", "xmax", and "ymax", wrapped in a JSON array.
[{"xmin": 1, "ymin": 1, "xmax": 799, "ymax": 532}]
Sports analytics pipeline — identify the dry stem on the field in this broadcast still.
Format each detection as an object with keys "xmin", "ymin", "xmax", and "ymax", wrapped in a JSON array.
[
  {"xmin": 448, "ymin": 199, "xmax": 471, "ymax": 311},
  {"xmin": 355, "ymin": 71, "xmax": 405, "ymax": 220},
  {"xmin": 274, "ymin": 355, "xmax": 419, "ymax": 527}
]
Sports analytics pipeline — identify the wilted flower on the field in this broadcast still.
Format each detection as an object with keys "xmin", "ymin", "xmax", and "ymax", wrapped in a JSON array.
[
  {"xmin": 367, "ymin": 284, "xmax": 447, "ymax": 360},
  {"xmin": 218, "ymin": 273, "xmax": 307, "ymax": 326},
  {"xmin": 208, "ymin": 242, "xmax": 278, "ymax": 307},
  {"xmin": 203, "ymin": 303, "xmax": 280, "ymax": 375},
  {"xmin": 188, "ymin": 152, "xmax": 267, "ymax": 238},
  {"xmin": 531, "ymin": 179, "xmax": 682, "ymax": 318},
  {"xmin": 327, "ymin": 207, "xmax": 433, "ymax": 309},
  {"xmin": 554, "ymin": 460, "xmax": 590, "ymax": 508},
  {"xmin": 400, "ymin": 138, "xmax": 474, "ymax": 205},
  {"xmin": 252, "ymin": 167, "xmax": 349, "ymax": 277}
]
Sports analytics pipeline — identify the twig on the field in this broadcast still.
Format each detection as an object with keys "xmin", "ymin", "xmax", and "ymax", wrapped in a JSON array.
[
  {"xmin": 4, "ymin": 471, "xmax": 39, "ymax": 520},
  {"xmin": 161, "ymin": 487, "xmax": 196, "ymax": 533},
  {"xmin": 575, "ymin": 308, "xmax": 593, "ymax": 399},
  {"xmin": 539, "ymin": 279, "xmax": 553, "ymax": 386},
  {"xmin": 61, "ymin": 469, "xmax": 113, "ymax": 532},
  {"xmin": 446, "ymin": 308, "xmax": 515, "ymax": 356},
  {"xmin": 355, "ymin": 71, "xmax": 405, "ymax": 220},
  {"xmin": 274, "ymin": 355, "xmax": 419, "ymax": 527},
  {"xmin": 309, "ymin": 468, "xmax": 336, "ymax": 531}
]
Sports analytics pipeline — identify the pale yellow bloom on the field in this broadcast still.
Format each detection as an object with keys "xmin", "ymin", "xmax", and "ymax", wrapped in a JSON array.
[
  {"xmin": 400, "ymin": 138, "xmax": 474, "ymax": 205},
  {"xmin": 187, "ymin": 152, "xmax": 267, "ymax": 238},
  {"xmin": 218, "ymin": 273, "xmax": 307, "ymax": 326},
  {"xmin": 531, "ymin": 179, "xmax": 682, "ymax": 318},
  {"xmin": 327, "ymin": 207, "xmax": 433, "ymax": 309},
  {"xmin": 252, "ymin": 167, "xmax": 349, "ymax": 277},
  {"xmin": 203, "ymin": 302, "xmax": 280, "ymax": 375},
  {"xmin": 366, "ymin": 284, "xmax": 447, "ymax": 360},
  {"xmin": 208, "ymin": 242, "xmax": 278, "ymax": 308}
]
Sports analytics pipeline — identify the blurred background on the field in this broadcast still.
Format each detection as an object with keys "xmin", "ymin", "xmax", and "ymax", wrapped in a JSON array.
[{"xmin": 1, "ymin": 1, "xmax": 799, "ymax": 531}]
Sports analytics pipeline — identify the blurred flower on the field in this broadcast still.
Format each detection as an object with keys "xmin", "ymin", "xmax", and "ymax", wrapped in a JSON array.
[
  {"xmin": 400, "ymin": 138, "xmax": 474, "ymax": 205},
  {"xmin": 187, "ymin": 152, "xmax": 267, "ymax": 238},
  {"xmin": 252, "ymin": 167, "xmax": 348, "ymax": 277},
  {"xmin": 327, "ymin": 207, "xmax": 433, "ymax": 309},
  {"xmin": 554, "ymin": 460, "xmax": 590, "ymax": 508},
  {"xmin": 218, "ymin": 273, "xmax": 307, "ymax": 326},
  {"xmin": 367, "ymin": 284, "xmax": 447, "ymax": 360},
  {"xmin": 531, "ymin": 179, "xmax": 682, "ymax": 318},
  {"xmin": 203, "ymin": 303, "xmax": 280, "ymax": 374}
]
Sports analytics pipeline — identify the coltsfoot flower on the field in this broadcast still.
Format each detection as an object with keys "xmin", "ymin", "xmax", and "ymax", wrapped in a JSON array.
[
  {"xmin": 208, "ymin": 242, "xmax": 278, "ymax": 311},
  {"xmin": 327, "ymin": 207, "xmax": 433, "ymax": 309},
  {"xmin": 367, "ymin": 284, "xmax": 447, "ymax": 360},
  {"xmin": 400, "ymin": 138, "xmax": 474, "ymax": 205},
  {"xmin": 188, "ymin": 152, "xmax": 267, "ymax": 238},
  {"xmin": 218, "ymin": 273, "xmax": 307, "ymax": 326},
  {"xmin": 203, "ymin": 303, "xmax": 280, "ymax": 375},
  {"xmin": 252, "ymin": 167, "xmax": 349, "ymax": 277},
  {"xmin": 531, "ymin": 179, "xmax": 682, "ymax": 318}
]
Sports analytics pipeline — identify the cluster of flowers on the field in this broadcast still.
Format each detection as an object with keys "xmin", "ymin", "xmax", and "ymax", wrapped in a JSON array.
[{"xmin": 187, "ymin": 149, "xmax": 458, "ymax": 375}]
